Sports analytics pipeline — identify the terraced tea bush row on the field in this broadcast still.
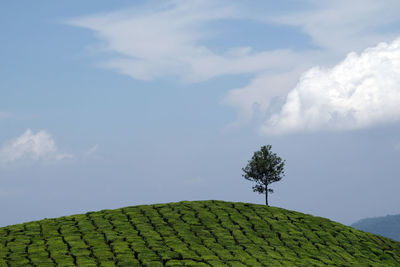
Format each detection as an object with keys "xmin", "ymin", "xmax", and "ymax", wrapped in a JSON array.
[{"xmin": 0, "ymin": 200, "xmax": 400, "ymax": 266}]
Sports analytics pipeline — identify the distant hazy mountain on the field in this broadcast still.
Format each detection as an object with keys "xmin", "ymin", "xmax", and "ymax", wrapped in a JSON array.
[{"xmin": 352, "ymin": 214, "xmax": 400, "ymax": 241}]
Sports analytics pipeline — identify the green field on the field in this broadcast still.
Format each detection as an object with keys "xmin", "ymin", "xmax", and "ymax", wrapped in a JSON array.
[{"xmin": 0, "ymin": 200, "xmax": 399, "ymax": 266}]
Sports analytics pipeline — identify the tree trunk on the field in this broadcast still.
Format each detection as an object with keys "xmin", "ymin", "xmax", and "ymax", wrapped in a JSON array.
[{"xmin": 265, "ymin": 185, "xmax": 269, "ymax": 206}]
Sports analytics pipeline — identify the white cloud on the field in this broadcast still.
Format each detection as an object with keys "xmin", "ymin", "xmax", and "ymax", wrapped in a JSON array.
[
  {"xmin": 67, "ymin": 0, "xmax": 308, "ymax": 83},
  {"xmin": 268, "ymin": 0, "xmax": 400, "ymax": 54},
  {"xmin": 262, "ymin": 38, "xmax": 400, "ymax": 134},
  {"xmin": 223, "ymin": 1, "xmax": 400, "ymax": 129},
  {"xmin": 0, "ymin": 129, "xmax": 73, "ymax": 164},
  {"xmin": 68, "ymin": 1, "xmax": 400, "ymax": 134},
  {"xmin": 222, "ymin": 68, "xmax": 308, "ymax": 122}
]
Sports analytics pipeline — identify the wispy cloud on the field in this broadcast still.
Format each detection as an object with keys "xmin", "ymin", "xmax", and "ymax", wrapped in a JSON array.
[
  {"xmin": 84, "ymin": 144, "xmax": 99, "ymax": 159},
  {"xmin": 262, "ymin": 38, "xmax": 400, "ymax": 134},
  {"xmin": 66, "ymin": 0, "xmax": 309, "ymax": 83},
  {"xmin": 268, "ymin": 0, "xmax": 400, "ymax": 54},
  {"xmin": 0, "ymin": 112, "xmax": 14, "ymax": 120},
  {"xmin": 0, "ymin": 129, "xmax": 73, "ymax": 164},
  {"xmin": 222, "ymin": 68, "xmax": 308, "ymax": 123}
]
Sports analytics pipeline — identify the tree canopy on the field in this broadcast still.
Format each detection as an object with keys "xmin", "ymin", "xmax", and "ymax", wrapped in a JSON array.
[{"xmin": 242, "ymin": 145, "xmax": 285, "ymax": 206}]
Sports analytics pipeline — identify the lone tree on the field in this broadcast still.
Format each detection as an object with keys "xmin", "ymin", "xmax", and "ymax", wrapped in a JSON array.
[{"xmin": 242, "ymin": 145, "xmax": 285, "ymax": 206}]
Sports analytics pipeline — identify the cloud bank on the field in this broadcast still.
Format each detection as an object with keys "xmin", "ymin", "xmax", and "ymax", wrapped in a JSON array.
[
  {"xmin": 262, "ymin": 38, "xmax": 400, "ymax": 134},
  {"xmin": 223, "ymin": 0, "xmax": 400, "ymax": 129},
  {"xmin": 0, "ymin": 129, "xmax": 72, "ymax": 164},
  {"xmin": 68, "ymin": 0, "xmax": 400, "ymax": 134}
]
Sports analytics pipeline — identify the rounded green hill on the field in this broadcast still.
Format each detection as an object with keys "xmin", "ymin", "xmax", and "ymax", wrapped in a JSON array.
[{"xmin": 1, "ymin": 200, "xmax": 399, "ymax": 266}]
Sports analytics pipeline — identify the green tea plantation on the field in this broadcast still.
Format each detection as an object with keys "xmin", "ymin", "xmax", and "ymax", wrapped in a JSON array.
[{"xmin": 0, "ymin": 200, "xmax": 399, "ymax": 266}]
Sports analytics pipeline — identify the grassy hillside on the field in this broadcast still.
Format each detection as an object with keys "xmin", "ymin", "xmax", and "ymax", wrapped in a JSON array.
[
  {"xmin": 1, "ymin": 200, "xmax": 400, "ymax": 266},
  {"xmin": 352, "ymin": 214, "xmax": 400, "ymax": 242}
]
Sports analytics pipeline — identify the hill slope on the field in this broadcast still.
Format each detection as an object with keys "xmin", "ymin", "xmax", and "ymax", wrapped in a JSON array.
[
  {"xmin": 352, "ymin": 214, "xmax": 400, "ymax": 242},
  {"xmin": 1, "ymin": 200, "xmax": 400, "ymax": 266}
]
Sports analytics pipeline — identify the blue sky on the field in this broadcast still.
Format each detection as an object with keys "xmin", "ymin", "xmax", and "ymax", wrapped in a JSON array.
[{"xmin": 2, "ymin": 0, "xmax": 400, "ymax": 226}]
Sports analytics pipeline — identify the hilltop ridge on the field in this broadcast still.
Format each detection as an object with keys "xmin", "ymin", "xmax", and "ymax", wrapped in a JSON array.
[{"xmin": 1, "ymin": 200, "xmax": 400, "ymax": 266}]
